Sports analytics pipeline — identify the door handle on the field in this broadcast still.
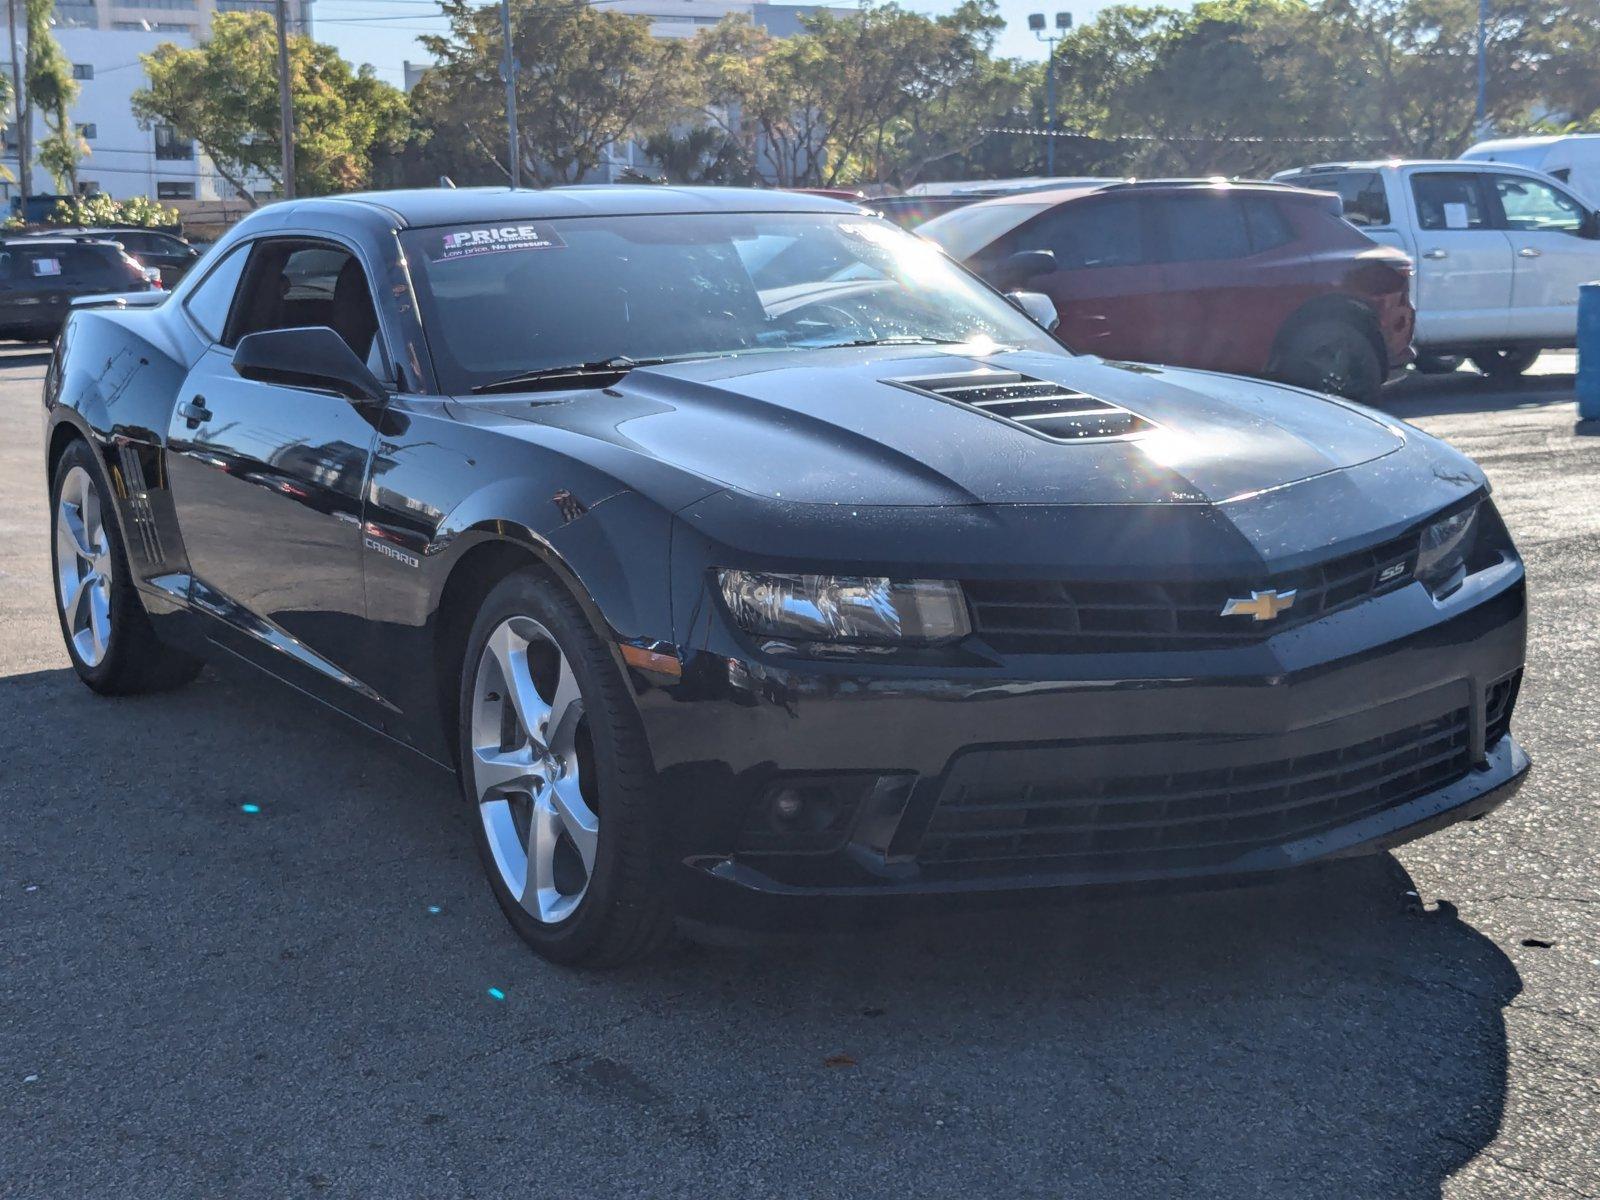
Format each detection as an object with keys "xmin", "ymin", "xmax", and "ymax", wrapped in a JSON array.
[
  {"xmin": 1518, "ymin": 246, "xmax": 1542, "ymax": 258},
  {"xmin": 178, "ymin": 396, "xmax": 212, "ymax": 429},
  {"xmin": 1421, "ymin": 248, "xmax": 1448, "ymax": 260}
]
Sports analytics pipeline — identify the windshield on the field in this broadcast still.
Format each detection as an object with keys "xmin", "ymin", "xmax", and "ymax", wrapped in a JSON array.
[
  {"xmin": 917, "ymin": 201, "xmax": 1053, "ymax": 260},
  {"xmin": 400, "ymin": 212, "xmax": 1056, "ymax": 393}
]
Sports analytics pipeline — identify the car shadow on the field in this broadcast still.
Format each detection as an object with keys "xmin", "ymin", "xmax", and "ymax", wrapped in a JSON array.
[
  {"xmin": 1, "ymin": 662, "xmax": 1520, "ymax": 1197},
  {"xmin": 0, "ymin": 348, "xmax": 55, "ymax": 369},
  {"xmin": 1378, "ymin": 368, "xmax": 1576, "ymax": 419}
]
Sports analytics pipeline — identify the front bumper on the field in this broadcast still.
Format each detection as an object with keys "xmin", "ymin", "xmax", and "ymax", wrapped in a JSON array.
[{"xmin": 635, "ymin": 544, "xmax": 1526, "ymax": 921}]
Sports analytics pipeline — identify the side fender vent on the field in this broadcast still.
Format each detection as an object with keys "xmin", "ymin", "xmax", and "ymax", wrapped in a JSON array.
[
  {"xmin": 890, "ymin": 370, "xmax": 1155, "ymax": 443},
  {"xmin": 114, "ymin": 441, "xmax": 166, "ymax": 567}
]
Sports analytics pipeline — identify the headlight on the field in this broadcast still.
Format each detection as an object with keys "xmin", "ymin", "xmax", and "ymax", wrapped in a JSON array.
[
  {"xmin": 1415, "ymin": 503, "xmax": 1480, "ymax": 597},
  {"xmin": 716, "ymin": 570, "xmax": 971, "ymax": 644}
]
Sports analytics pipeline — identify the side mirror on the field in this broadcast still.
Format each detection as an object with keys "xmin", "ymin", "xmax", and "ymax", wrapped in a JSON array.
[
  {"xmin": 232, "ymin": 326, "xmax": 386, "ymax": 403},
  {"xmin": 989, "ymin": 248, "xmax": 1056, "ymax": 290},
  {"xmin": 1007, "ymin": 290, "xmax": 1059, "ymax": 332}
]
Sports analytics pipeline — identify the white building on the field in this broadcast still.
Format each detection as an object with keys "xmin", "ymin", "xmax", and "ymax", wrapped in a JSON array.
[{"xmin": 1, "ymin": 0, "xmax": 311, "ymax": 205}]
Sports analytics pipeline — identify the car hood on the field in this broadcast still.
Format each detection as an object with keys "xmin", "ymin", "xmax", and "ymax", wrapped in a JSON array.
[{"xmin": 462, "ymin": 347, "xmax": 1407, "ymax": 507}]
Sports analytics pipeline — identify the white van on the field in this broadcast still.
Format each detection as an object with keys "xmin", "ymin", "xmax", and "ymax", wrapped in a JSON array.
[
  {"xmin": 1273, "ymin": 159, "xmax": 1600, "ymax": 377},
  {"xmin": 1461, "ymin": 134, "xmax": 1600, "ymax": 206}
]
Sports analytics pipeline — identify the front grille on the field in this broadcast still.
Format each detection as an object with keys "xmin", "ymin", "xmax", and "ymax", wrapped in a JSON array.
[
  {"xmin": 891, "ymin": 371, "xmax": 1155, "ymax": 442},
  {"xmin": 918, "ymin": 707, "xmax": 1472, "ymax": 876},
  {"xmin": 965, "ymin": 530, "xmax": 1418, "ymax": 652}
]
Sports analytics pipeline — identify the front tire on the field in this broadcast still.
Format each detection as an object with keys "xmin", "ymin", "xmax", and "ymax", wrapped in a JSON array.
[
  {"xmin": 457, "ymin": 568, "xmax": 671, "ymax": 966},
  {"xmin": 1470, "ymin": 348, "xmax": 1539, "ymax": 379},
  {"xmin": 1276, "ymin": 318, "xmax": 1384, "ymax": 403},
  {"xmin": 50, "ymin": 439, "xmax": 203, "ymax": 694}
]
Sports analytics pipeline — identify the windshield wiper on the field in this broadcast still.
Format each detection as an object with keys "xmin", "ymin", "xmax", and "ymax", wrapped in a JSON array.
[{"xmin": 469, "ymin": 356, "xmax": 663, "ymax": 394}]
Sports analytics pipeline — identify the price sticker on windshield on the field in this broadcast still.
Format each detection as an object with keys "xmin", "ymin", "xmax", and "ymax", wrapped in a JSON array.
[{"xmin": 431, "ymin": 224, "xmax": 565, "ymax": 263}]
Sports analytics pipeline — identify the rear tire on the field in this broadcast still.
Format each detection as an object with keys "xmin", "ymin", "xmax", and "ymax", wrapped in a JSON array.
[
  {"xmin": 50, "ymin": 439, "xmax": 203, "ymax": 694},
  {"xmin": 1276, "ymin": 318, "xmax": 1384, "ymax": 403},
  {"xmin": 457, "ymin": 567, "xmax": 672, "ymax": 967},
  {"xmin": 1470, "ymin": 348, "xmax": 1539, "ymax": 379},
  {"xmin": 1413, "ymin": 354, "xmax": 1464, "ymax": 375}
]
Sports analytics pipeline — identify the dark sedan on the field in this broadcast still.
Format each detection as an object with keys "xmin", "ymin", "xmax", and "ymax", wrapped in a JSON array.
[
  {"xmin": 43, "ymin": 187, "xmax": 1527, "ymax": 964},
  {"xmin": 0, "ymin": 236, "xmax": 155, "ymax": 340},
  {"xmin": 40, "ymin": 226, "xmax": 203, "ymax": 287}
]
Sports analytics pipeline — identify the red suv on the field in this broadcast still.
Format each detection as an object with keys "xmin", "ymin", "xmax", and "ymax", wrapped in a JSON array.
[{"xmin": 917, "ymin": 180, "xmax": 1415, "ymax": 402}]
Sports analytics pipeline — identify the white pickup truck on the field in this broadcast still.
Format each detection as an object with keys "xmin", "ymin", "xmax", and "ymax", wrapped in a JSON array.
[{"xmin": 1273, "ymin": 159, "xmax": 1600, "ymax": 376}]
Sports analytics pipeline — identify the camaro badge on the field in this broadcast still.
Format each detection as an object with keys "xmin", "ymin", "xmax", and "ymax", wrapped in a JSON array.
[{"xmin": 1221, "ymin": 589, "xmax": 1297, "ymax": 621}]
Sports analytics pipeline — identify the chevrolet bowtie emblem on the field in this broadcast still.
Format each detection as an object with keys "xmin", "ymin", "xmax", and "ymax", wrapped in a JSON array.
[{"xmin": 1221, "ymin": 588, "xmax": 1297, "ymax": 621}]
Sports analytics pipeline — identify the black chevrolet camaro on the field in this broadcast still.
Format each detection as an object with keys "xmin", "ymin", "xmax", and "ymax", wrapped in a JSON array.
[{"xmin": 43, "ymin": 187, "xmax": 1528, "ymax": 964}]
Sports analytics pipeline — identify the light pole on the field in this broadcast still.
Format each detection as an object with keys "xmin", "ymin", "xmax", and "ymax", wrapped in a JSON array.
[
  {"xmin": 275, "ymin": 0, "xmax": 295, "ymax": 198},
  {"xmin": 7, "ymin": 0, "xmax": 29, "ymax": 206},
  {"xmin": 1474, "ymin": 0, "xmax": 1488, "ymax": 133},
  {"xmin": 1029, "ymin": 11, "xmax": 1072, "ymax": 177},
  {"xmin": 501, "ymin": 0, "xmax": 520, "ymax": 188}
]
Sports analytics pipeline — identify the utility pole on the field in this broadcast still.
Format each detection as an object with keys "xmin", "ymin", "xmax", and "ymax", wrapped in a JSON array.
[
  {"xmin": 9, "ymin": 0, "xmax": 28, "ymax": 207},
  {"xmin": 1474, "ymin": 0, "xmax": 1488, "ymax": 133},
  {"xmin": 500, "ymin": 0, "xmax": 520, "ymax": 188},
  {"xmin": 275, "ymin": 0, "xmax": 296, "ymax": 198},
  {"xmin": 1029, "ymin": 11, "xmax": 1071, "ymax": 177}
]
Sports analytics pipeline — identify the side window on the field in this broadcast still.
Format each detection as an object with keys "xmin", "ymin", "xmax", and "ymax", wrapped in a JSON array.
[
  {"xmin": 1491, "ymin": 174, "xmax": 1585, "ymax": 233},
  {"xmin": 1241, "ymin": 197, "xmax": 1295, "ymax": 251},
  {"xmin": 1152, "ymin": 195, "xmax": 1250, "ymax": 262},
  {"xmin": 60, "ymin": 246, "xmax": 121, "ymax": 286},
  {"xmin": 1013, "ymin": 199, "xmax": 1147, "ymax": 269},
  {"xmin": 228, "ymin": 239, "xmax": 383, "ymax": 369},
  {"xmin": 1315, "ymin": 171, "xmax": 1391, "ymax": 227},
  {"xmin": 182, "ymin": 244, "xmax": 249, "ymax": 342},
  {"xmin": 1412, "ymin": 173, "xmax": 1492, "ymax": 231}
]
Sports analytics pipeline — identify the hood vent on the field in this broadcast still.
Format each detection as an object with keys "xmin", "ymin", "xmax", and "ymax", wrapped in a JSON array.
[{"xmin": 892, "ymin": 371, "xmax": 1155, "ymax": 443}]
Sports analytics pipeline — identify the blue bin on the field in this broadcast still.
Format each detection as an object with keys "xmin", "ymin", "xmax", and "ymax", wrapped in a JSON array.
[{"xmin": 1580, "ymin": 282, "xmax": 1600, "ymax": 421}]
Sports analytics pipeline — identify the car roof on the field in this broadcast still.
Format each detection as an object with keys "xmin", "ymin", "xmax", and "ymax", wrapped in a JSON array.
[
  {"xmin": 1467, "ymin": 134, "xmax": 1600, "ymax": 153},
  {"xmin": 1277, "ymin": 159, "xmax": 1561, "ymax": 175},
  {"xmin": 0, "ymin": 236, "xmax": 115, "ymax": 246},
  {"xmin": 278, "ymin": 185, "xmax": 862, "ymax": 229},
  {"xmin": 69, "ymin": 226, "xmax": 177, "ymax": 236},
  {"xmin": 967, "ymin": 178, "xmax": 1309, "ymax": 206}
]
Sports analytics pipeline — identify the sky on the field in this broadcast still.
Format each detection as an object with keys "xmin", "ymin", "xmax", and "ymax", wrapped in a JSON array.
[{"xmin": 315, "ymin": 0, "xmax": 1197, "ymax": 89}]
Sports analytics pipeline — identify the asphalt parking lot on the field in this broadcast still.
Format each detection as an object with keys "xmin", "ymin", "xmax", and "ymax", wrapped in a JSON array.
[{"xmin": 2, "ymin": 345, "xmax": 1597, "ymax": 1199}]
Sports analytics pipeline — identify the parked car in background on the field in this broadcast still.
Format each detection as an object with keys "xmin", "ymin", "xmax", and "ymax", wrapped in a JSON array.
[
  {"xmin": 0, "ymin": 237, "xmax": 155, "ymax": 340},
  {"xmin": 1273, "ymin": 160, "xmax": 1600, "ymax": 377},
  {"xmin": 32, "ymin": 226, "xmax": 202, "ymax": 288},
  {"xmin": 1460, "ymin": 134, "xmax": 1600, "ymax": 205},
  {"xmin": 918, "ymin": 179, "xmax": 1415, "ymax": 401},
  {"xmin": 877, "ymin": 178, "xmax": 1122, "ymax": 229}
]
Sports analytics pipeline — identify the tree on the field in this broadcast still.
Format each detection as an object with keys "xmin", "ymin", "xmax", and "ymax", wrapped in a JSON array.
[
  {"xmin": 26, "ymin": 0, "xmax": 83, "ymax": 192},
  {"xmin": 132, "ymin": 12, "xmax": 408, "ymax": 203},
  {"xmin": 415, "ymin": 0, "xmax": 695, "ymax": 186},
  {"xmin": 684, "ymin": 3, "xmax": 1027, "ymax": 189}
]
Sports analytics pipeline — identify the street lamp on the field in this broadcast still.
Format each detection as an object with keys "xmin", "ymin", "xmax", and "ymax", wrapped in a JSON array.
[
  {"xmin": 1475, "ymin": 0, "xmax": 1488, "ymax": 133},
  {"xmin": 1029, "ymin": 11, "xmax": 1072, "ymax": 176}
]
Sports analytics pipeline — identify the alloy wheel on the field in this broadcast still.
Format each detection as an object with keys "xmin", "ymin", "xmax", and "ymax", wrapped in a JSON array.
[
  {"xmin": 470, "ymin": 616, "xmax": 598, "ymax": 924},
  {"xmin": 55, "ymin": 465, "xmax": 112, "ymax": 668}
]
